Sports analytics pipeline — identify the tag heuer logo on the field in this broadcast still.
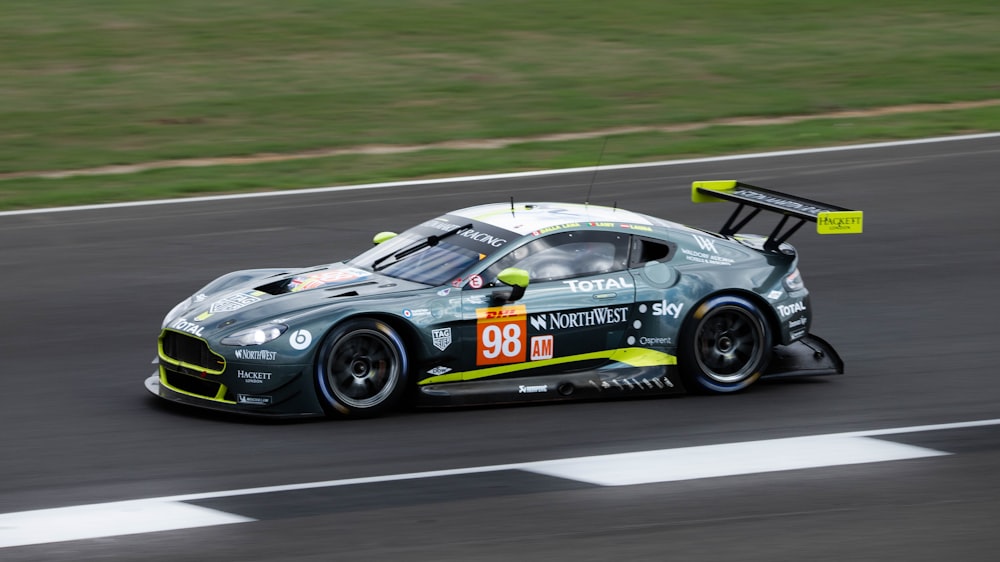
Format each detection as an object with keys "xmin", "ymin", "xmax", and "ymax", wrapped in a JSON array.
[
  {"xmin": 432, "ymin": 328, "xmax": 452, "ymax": 351},
  {"xmin": 210, "ymin": 292, "xmax": 261, "ymax": 313}
]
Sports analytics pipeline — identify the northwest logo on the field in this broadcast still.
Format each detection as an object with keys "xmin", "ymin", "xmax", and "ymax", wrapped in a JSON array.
[
  {"xmin": 529, "ymin": 306, "xmax": 629, "ymax": 331},
  {"xmin": 234, "ymin": 349, "xmax": 277, "ymax": 360}
]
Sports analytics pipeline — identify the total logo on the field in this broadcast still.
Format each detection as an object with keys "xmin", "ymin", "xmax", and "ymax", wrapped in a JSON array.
[
  {"xmin": 777, "ymin": 301, "xmax": 807, "ymax": 318},
  {"xmin": 562, "ymin": 277, "xmax": 634, "ymax": 293},
  {"xmin": 642, "ymin": 300, "xmax": 685, "ymax": 319},
  {"xmin": 170, "ymin": 318, "xmax": 205, "ymax": 337}
]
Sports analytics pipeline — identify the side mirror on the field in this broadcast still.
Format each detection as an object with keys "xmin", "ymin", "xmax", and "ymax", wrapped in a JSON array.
[
  {"xmin": 493, "ymin": 267, "xmax": 529, "ymax": 304},
  {"xmin": 373, "ymin": 231, "xmax": 398, "ymax": 245}
]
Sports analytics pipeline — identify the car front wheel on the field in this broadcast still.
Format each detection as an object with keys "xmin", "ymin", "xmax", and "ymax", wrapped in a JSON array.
[{"xmin": 316, "ymin": 319, "xmax": 408, "ymax": 417}]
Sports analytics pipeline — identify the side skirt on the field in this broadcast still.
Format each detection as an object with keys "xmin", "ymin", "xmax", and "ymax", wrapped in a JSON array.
[{"xmin": 414, "ymin": 366, "xmax": 685, "ymax": 407}]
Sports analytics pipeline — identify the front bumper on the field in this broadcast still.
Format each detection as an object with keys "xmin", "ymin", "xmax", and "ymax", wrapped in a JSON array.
[
  {"xmin": 153, "ymin": 327, "xmax": 328, "ymax": 417},
  {"xmin": 146, "ymin": 360, "xmax": 326, "ymax": 418}
]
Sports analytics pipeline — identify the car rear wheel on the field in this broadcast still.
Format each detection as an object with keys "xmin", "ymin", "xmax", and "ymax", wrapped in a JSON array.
[
  {"xmin": 679, "ymin": 294, "xmax": 771, "ymax": 393},
  {"xmin": 316, "ymin": 319, "xmax": 408, "ymax": 417}
]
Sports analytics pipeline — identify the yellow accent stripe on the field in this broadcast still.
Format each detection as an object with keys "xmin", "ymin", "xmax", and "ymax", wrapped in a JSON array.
[
  {"xmin": 159, "ymin": 366, "xmax": 236, "ymax": 404},
  {"xmin": 418, "ymin": 347, "xmax": 676, "ymax": 385}
]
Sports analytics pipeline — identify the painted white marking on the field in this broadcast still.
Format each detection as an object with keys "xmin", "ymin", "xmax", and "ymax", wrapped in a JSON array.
[
  {"xmin": 0, "ymin": 500, "xmax": 253, "ymax": 549},
  {"xmin": 2, "ymin": 417, "xmax": 997, "ymax": 549},
  {"xmin": 521, "ymin": 435, "xmax": 946, "ymax": 486},
  {"xmin": 838, "ymin": 418, "xmax": 1000, "ymax": 438},
  {"xmin": 1, "ymin": 132, "xmax": 998, "ymax": 217}
]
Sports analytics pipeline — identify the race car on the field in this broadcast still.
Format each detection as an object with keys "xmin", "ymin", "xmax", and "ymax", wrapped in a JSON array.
[{"xmin": 145, "ymin": 180, "xmax": 862, "ymax": 418}]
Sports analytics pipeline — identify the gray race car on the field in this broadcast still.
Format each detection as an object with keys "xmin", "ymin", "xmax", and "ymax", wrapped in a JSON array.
[{"xmin": 146, "ymin": 180, "xmax": 862, "ymax": 418}]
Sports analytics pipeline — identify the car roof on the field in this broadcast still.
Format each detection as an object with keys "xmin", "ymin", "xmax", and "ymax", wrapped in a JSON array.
[{"xmin": 449, "ymin": 202, "xmax": 670, "ymax": 236}]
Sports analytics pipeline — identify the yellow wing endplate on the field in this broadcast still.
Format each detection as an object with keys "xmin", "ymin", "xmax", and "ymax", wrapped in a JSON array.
[
  {"xmin": 817, "ymin": 210, "xmax": 863, "ymax": 234},
  {"xmin": 691, "ymin": 180, "xmax": 738, "ymax": 203}
]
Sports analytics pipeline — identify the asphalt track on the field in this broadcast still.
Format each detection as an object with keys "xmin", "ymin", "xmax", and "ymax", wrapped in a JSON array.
[{"xmin": 2, "ymin": 136, "xmax": 1000, "ymax": 560}]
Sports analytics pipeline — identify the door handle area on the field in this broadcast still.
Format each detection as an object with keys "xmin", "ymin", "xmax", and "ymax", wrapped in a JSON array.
[{"xmin": 593, "ymin": 292, "xmax": 617, "ymax": 300}]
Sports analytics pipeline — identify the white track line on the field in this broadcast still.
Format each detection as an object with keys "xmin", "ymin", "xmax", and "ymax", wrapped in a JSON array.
[
  {"xmin": 2, "ymin": 417, "xmax": 997, "ymax": 549},
  {"xmin": 2, "ymin": 132, "xmax": 998, "ymax": 218},
  {"xmin": 523, "ymin": 435, "xmax": 946, "ymax": 486},
  {"xmin": 0, "ymin": 501, "xmax": 252, "ymax": 549}
]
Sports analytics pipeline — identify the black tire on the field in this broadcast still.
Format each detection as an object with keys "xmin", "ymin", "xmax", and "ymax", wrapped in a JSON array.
[
  {"xmin": 315, "ymin": 319, "xmax": 408, "ymax": 417},
  {"xmin": 679, "ymin": 294, "xmax": 771, "ymax": 393}
]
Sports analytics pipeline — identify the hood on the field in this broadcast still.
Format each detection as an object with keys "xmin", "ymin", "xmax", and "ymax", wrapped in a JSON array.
[{"xmin": 172, "ymin": 263, "xmax": 428, "ymax": 332}]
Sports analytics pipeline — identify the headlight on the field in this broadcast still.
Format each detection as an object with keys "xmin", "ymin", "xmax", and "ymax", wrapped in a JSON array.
[
  {"xmin": 784, "ymin": 268, "xmax": 804, "ymax": 292},
  {"xmin": 162, "ymin": 297, "xmax": 193, "ymax": 328},
  {"xmin": 220, "ymin": 323, "xmax": 288, "ymax": 346}
]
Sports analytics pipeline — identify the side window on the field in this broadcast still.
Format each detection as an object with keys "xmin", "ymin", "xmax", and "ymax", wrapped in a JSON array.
[
  {"xmin": 483, "ymin": 230, "xmax": 629, "ymax": 285},
  {"xmin": 629, "ymin": 236, "xmax": 674, "ymax": 268}
]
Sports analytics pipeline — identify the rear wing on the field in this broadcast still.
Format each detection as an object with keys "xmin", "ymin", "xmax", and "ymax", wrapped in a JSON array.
[{"xmin": 692, "ymin": 180, "xmax": 862, "ymax": 251}]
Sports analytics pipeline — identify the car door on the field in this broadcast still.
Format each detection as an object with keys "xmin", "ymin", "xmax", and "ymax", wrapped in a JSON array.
[
  {"xmin": 626, "ymin": 235, "xmax": 690, "ymax": 351},
  {"xmin": 458, "ymin": 229, "xmax": 634, "ymax": 380}
]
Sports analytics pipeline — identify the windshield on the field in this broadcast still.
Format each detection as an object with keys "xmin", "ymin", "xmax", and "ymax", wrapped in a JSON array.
[
  {"xmin": 349, "ymin": 216, "xmax": 516, "ymax": 286},
  {"xmin": 351, "ymin": 234, "xmax": 483, "ymax": 285}
]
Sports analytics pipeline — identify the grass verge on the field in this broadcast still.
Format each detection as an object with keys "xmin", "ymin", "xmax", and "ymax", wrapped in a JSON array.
[
  {"xmin": 2, "ymin": 0, "xmax": 998, "ymax": 209},
  {"xmin": 3, "ymin": 104, "xmax": 998, "ymax": 211}
]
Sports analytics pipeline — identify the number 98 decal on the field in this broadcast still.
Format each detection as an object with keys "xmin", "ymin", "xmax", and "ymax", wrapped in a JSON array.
[{"xmin": 475, "ymin": 305, "xmax": 526, "ymax": 365}]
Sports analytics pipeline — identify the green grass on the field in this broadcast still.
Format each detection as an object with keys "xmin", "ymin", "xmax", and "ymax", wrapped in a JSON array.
[
  {"xmin": 6, "ymin": 104, "xmax": 999, "ymax": 211},
  {"xmin": 1, "ymin": 0, "xmax": 999, "ymax": 210}
]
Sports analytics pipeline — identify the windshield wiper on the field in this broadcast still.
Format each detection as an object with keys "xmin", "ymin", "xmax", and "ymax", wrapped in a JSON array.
[{"xmin": 371, "ymin": 223, "xmax": 472, "ymax": 272}]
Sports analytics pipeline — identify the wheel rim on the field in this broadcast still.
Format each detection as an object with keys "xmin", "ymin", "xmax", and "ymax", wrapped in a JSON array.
[
  {"xmin": 693, "ymin": 305, "xmax": 765, "ymax": 384},
  {"xmin": 323, "ymin": 328, "xmax": 400, "ymax": 408}
]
